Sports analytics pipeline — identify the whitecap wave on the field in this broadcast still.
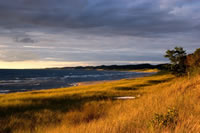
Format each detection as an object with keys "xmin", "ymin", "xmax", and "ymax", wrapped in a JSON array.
[{"xmin": 0, "ymin": 90, "xmax": 10, "ymax": 93}]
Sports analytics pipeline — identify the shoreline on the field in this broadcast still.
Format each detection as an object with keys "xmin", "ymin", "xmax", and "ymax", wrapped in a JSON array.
[
  {"xmin": 75, "ymin": 69, "xmax": 159, "ymax": 86},
  {"xmin": 75, "ymin": 72, "xmax": 156, "ymax": 86}
]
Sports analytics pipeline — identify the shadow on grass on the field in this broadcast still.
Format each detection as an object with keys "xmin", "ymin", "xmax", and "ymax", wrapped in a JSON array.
[
  {"xmin": 0, "ymin": 94, "xmax": 112, "ymax": 118},
  {"xmin": 115, "ymin": 77, "xmax": 174, "ymax": 91},
  {"xmin": 0, "ymin": 93, "xmax": 115, "ymax": 133},
  {"xmin": 114, "ymin": 87, "xmax": 138, "ymax": 90},
  {"xmin": 147, "ymin": 77, "xmax": 174, "ymax": 85}
]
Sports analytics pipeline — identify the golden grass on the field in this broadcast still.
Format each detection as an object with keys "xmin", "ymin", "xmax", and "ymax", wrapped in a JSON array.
[
  {"xmin": 1, "ymin": 72, "xmax": 200, "ymax": 133},
  {"xmin": 128, "ymin": 68, "xmax": 160, "ymax": 73}
]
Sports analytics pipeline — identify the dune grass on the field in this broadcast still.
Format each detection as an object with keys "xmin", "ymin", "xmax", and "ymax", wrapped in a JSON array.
[
  {"xmin": 128, "ymin": 68, "xmax": 160, "ymax": 73},
  {"xmin": 0, "ymin": 72, "xmax": 200, "ymax": 133}
]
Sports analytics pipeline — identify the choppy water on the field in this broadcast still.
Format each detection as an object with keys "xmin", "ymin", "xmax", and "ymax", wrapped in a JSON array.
[{"xmin": 0, "ymin": 69, "xmax": 152, "ymax": 94}]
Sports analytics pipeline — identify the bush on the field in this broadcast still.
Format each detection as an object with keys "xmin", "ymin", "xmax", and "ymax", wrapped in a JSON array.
[{"xmin": 150, "ymin": 107, "xmax": 178, "ymax": 128}]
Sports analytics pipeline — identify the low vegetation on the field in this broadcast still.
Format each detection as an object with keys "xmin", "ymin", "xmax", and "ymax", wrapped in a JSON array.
[{"xmin": 150, "ymin": 107, "xmax": 178, "ymax": 129}]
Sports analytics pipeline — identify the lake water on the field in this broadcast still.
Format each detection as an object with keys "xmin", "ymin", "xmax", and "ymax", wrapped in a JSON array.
[{"xmin": 0, "ymin": 69, "xmax": 152, "ymax": 94}]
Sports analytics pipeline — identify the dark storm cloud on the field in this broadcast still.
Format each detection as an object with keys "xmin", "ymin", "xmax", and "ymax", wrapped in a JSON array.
[
  {"xmin": 16, "ymin": 37, "xmax": 36, "ymax": 43},
  {"xmin": 0, "ymin": 0, "xmax": 200, "ymax": 64},
  {"xmin": 0, "ymin": 0, "xmax": 199, "ymax": 36}
]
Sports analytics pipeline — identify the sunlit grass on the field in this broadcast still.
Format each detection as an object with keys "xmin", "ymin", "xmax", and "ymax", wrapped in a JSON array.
[
  {"xmin": 128, "ymin": 68, "xmax": 160, "ymax": 73},
  {"xmin": 1, "ymin": 72, "xmax": 200, "ymax": 132}
]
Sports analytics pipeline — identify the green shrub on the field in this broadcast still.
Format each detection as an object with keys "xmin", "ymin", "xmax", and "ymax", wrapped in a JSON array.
[{"xmin": 150, "ymin": 107, "xmax": 178, "ymax": 128}]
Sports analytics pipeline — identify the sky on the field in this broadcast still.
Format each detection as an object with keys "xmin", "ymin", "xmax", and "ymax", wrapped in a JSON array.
[{"xmin": 0, "ymin": 0, "xmax": 200, "ymax": 68}]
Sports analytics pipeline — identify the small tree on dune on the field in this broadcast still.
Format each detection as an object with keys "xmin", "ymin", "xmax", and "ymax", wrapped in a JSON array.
[
  {"xmin": 186, "ymin": 48, "xmax": 200, "ymax": 67},
  {"xmin": 164, "ymin": 47, "xmax": 187, "ymax": 76}
]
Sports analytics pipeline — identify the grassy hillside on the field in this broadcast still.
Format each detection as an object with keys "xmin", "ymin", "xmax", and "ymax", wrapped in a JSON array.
[{"xmin": 0, "ymin": 72, "xmax": 200, "ymax": 133}]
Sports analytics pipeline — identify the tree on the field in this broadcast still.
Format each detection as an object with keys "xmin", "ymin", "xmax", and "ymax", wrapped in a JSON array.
[
  {"xmin": 186, "ymin": 48, "xmax": 200, "ymax": 67},
  {"xmin": 164, "ymin": 47, "xmax": 187, "ymax": 76},
  {"xmin": 186, "ymin": 48, "xmax": 200, "ymax": 75}
]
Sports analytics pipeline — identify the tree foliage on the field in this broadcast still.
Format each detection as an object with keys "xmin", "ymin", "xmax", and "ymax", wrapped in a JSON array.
[
  {"xmin": 186, "ymin": 48, "xmax": 200, "ymax": 67},
  {"xmin": 164, "ymin": 47, "xmax": 187, "ymax": 76},
  {"xmin": 185, "ymin": 48, "xmax": 200, "ymax": 75}
]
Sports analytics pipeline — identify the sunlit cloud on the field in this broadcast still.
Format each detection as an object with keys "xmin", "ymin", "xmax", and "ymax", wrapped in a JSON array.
[
  {"xmin": 0, "ymin": 60, "xmax": 168, "ymax": 69},
  {"xmin": 0, "ymin": 61, "xmax": 90, "ymax": 69},
  {"xmin": 23, "ymin": 46, "xmax": 55, "ymax": 49}
]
